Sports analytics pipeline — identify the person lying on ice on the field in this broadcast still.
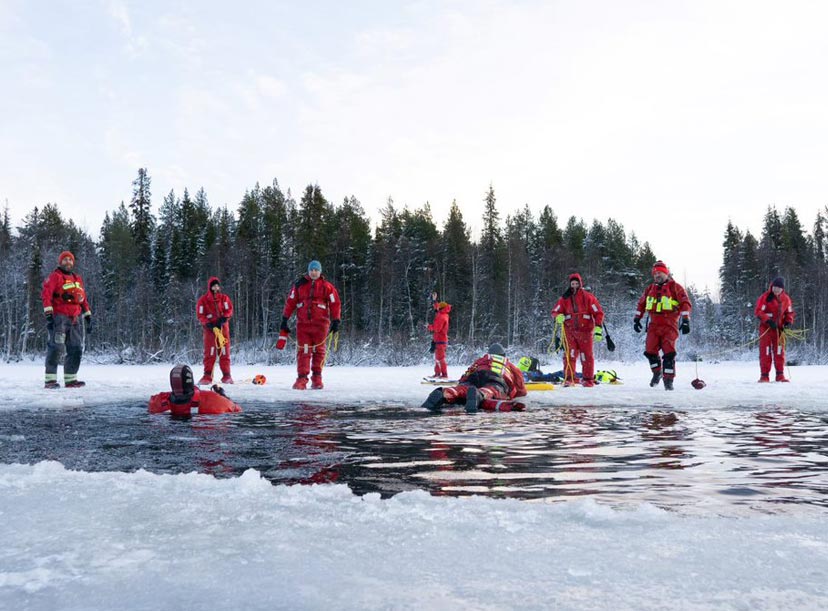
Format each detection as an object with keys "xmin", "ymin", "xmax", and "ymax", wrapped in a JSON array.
[
  {"xmin": 516, "ymin": 356, "xmax": 558, "ymax": 382},
  {"xmin": 149, "ymin": 364, "xmax": 242, "ymax": 417},
  {"xmin": 422, "ymin": 343, "xmax": 527, "ymax": 413}
]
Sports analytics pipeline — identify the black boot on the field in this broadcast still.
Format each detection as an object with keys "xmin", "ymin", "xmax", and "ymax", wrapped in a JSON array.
[
  {"xmin": 663, "ymin": 377, "xmax": 674, "ymax": 391},
  {"xmin": 465, "ymin": 387, "xmax": 482, "ymax": 413},
  {"xmin": 422, "ymin": 388, "xmax": 445, "ymax": 412},
  {"xmin": 650, "ymin": 370, "xmax": 662, "ymax": 387}
]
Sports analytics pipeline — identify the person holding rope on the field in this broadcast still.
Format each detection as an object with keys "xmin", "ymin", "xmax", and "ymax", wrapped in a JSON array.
[
  {"xmin": 755, "ymin": 276, "xmax": 795, "ymax": 383},
  {"xmin": 551, "ymin": 273, "xmax": 605, "ymax": 387},
  {"xmin": 196, "ymin": 276, "xmax": 234, "ymax": 385},
  {"xmin": 280, "ymin": 260, "xmax": 342, "ymax": 390},
  {"xmin": 633, "ymin": 260, "xmax": 692, "ymax": 391}
]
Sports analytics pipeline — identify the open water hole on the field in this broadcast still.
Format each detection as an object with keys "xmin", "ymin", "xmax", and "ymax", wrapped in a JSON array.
[{"xmin": 1, "ymin": 401, "xmax": 827, "ymax": 514}]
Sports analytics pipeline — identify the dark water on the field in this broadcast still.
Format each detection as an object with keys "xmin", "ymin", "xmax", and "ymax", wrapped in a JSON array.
[{"xmin": 1, "ymin": 401, "xmax": 827, "ymax": 513}]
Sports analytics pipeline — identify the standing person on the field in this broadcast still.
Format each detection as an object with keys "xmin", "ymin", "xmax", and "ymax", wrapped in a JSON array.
[
  {"xmin": 428, "ymin": 292, "xmax": 451, "ymax": 379},
  {"xmin": 41, "ymin": 251, "xmax": 92, "ymax": 389},
  {"xmin": 754, "ymin": 277, "xmax": 795, "ymax": 383},
  {"xmin": 280, "ymin": 260, "xmax": 341, "ymax": 390},
  {"xmin": 196, "ymin": 276, "xmax": 234, "ymax": 385},
  {"xmin": 633, "ymin": 260, "xmax": 692, "ymax": 391},
  {"xmin": 421, "ymin": 343, "xmax": 527, "ymax": 413},
  {"xmin": 551, "ymin": 273, "xmax": 605, "ymax": 387}
]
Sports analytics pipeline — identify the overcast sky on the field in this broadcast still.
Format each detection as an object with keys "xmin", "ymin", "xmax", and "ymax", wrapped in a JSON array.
[{"xmin": 3, "ymin": 0, "xmax": 828, "ymax": 296}]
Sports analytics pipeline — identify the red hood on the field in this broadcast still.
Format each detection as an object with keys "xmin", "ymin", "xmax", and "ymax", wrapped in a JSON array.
[
  {"xmin": 207, "ymin": 276, "xmax": 221, "ymax": 291},
  {"xmin": 437, "ymin": 303, "xmax": 452, "ymax": 313}
]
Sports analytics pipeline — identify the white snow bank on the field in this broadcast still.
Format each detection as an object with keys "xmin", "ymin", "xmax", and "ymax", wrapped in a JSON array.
[
  {"xmin": 1, "ymin": 361, "xmax": 826, "ymax": 412},
  {"xmin": 1, "ymin": 462, "xmax": 826, "ymax": 610}
]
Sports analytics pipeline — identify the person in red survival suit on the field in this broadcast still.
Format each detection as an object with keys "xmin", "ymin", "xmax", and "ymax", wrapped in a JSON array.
[
  {"xmin": 41, "ymin": 251, "xmax": 92, "ymax": 389},
  {"xmin": 428, "ymin": 292, "xmax": 451, "ymax": 378},
  {"xmin": 196, "ymin": 276, "xmax": 234, "ymax": 385},
  {"xmin": 551, "ymin": 272, "xmax": 605, "ymax": 387},
  {"xmin": 422, "ymin": 343, "xmax": 527, "ymax": 413},
  {"xmin": 149, "ymin": 364, "xmax": 242, "ymax": 417},
  {"xmin": 280, "ymin": 260, "xmax": 342, "ymax": 390},
  {"xmin": 754, "ymin": 276, "xmax": 795, "ymax": 383},
  {"xmin": 633, "ymin": 260, "xmax": 692, "ymax": 391}
]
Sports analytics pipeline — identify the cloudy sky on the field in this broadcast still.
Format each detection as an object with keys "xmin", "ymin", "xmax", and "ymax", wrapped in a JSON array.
[{"xmin": 3, "ymin": 0, "xmax": 828, "ymax": 295}]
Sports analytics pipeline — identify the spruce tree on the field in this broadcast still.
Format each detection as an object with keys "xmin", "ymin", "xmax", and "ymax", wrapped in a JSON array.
[{"xmin": 129, "ymin": 168, "xmax": 154, "ymax": 266}]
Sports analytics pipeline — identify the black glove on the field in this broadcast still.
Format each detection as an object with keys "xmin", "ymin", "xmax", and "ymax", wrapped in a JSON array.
[
  {"xmin": 767, "ymin": 320, "xmax": 777, "ymax": 330},
  {"xmin": 218, "ymin": 317, "xmax": 228, "ymax": 326},
  {"xmin": 553, "ymin": 336, "xmax": 562, "ymax": 352},
  {"xmin": 782, "ymin": 321, "xmax": 790, "ymax": 329},
  {"xmin": 280, "ymin": 316, "xmax": 290, "ymax": 334},
  {"xmin": 680, "ymin": 318, "xmax": 690, "ymax": 335},
  {"xmin": 45, "ymin": 313, "xmax": 54, "ymax": 332},
  {"xmin": 633, "ymin": 317, "xmax": 642, "ymax": 333},
  {"xmin": 84, "ymin": 315, "xmax": 93, "ymax": 335},
  {"xmin": 330, "ymin": 319, "xmax": 340, "ymax": 333},
  {"xmin": 429, "ymin": 340, "xmax": 436, "ymax": 354},
  {"xmin": 206, "ymin": 321, "xmax": 217, "ymax": 330}
]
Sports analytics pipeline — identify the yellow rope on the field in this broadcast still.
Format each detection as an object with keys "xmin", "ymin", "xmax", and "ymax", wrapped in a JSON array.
[
  {"xmin": 551, "ymin": 319, "xmax": 575, "ymax": 383},
  {"xmin": 284, "ymin": 330, "xmax": 341, "ymax": 369}
]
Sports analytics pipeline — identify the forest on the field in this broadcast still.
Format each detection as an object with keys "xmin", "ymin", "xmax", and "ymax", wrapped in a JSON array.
[{"xmin": 0, "ymin": 169, "xmax": 823, "ymax": 366}]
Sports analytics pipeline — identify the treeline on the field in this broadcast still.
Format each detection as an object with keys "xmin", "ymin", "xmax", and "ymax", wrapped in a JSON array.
[
  {"xmin": 2, "ymin": 169, "xmax": 718, "ymax": 365},
  {"xmin": 719, "ymin": 205, "xmax": 828, "ymax": 361}
]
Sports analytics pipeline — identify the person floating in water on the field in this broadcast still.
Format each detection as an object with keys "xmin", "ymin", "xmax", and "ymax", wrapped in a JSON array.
[{"xmin": 149, "ymin": 364, "xmax": 242, "ymax": 417}]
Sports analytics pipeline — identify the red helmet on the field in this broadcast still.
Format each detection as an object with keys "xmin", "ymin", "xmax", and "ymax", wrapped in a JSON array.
[{"xmin": 691, "ymin": 378, "xmax": 706, "ymax": 390}]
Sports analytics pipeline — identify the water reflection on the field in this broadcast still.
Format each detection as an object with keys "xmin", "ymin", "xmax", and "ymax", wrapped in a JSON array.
[{"xmin": 0, "ymin": 402, "xmax": 826, "ymax": 514}]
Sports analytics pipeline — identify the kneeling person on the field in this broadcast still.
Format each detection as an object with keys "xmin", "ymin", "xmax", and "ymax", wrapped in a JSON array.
[{"xmin": 422, "ymin": 343, "xmax": 527, "ymax": 413}]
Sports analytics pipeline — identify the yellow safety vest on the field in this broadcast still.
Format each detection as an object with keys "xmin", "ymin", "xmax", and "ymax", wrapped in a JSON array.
[
  {"xmin": 645, "ymin": 294, "xmax": 679, "ymax": 313},
  {"xmin": 490, "ymin": 354, "xmax": 506, "ymax": 375}
]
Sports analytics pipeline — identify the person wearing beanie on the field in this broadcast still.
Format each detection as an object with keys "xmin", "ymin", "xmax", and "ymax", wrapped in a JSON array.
[
  {"xmin": 422, "ymin": 343, "xmax": 527, "ymax": 413},
  {"xmin": 633, "ymin": 260, "xmax": 692, "ymax": 391},
  {"xmin": 41, "ymin": 250, "xmax": 92, "ymax": 389},
  {"xmin": 427, "ymin": 291, "xmax": 452, "ymax": 378},
  {"xmin": 754, "ymin": 276, "xmax": 795, "ymax": 382},
  {"xmin": 196, "ymin": 276, "xmax": 235, "ymax": 385},
  {"xmin": 280, "ymin": 260, "xmax": 342, "ymax": 390},
  {"xmin": 550, "ymin": 272, "xmax": 605, "ymax": 387}
]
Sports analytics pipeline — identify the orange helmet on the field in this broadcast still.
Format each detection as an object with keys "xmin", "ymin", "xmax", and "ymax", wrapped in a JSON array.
[{"xmin": 252, "ymin": 374, "xmax": 267, "ymax": 385}]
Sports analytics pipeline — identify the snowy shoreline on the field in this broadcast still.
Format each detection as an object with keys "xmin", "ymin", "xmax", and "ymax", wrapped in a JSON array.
[{"xmin": 2, "ymin": 360, "xmax": 827, "ymax": 412}]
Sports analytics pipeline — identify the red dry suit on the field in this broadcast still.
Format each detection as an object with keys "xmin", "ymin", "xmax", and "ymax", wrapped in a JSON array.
[
  {"xmin": 635, "ymin": 278, "xmax": 692, "ymax": 380},
  {"xmin": 148, "ymin": 388, "xmax": 242, "ymax": 417},
  {"xmin": 196, "ymin": 277, "xmax": 234, "ymax": 377},
  {"xmin": 754, "ymin": 285, "xmax": 795, "ymax": 378},
  {"xmin": 42, "ymin": 268, "xmax": 91, "ymax": 319},
  {"xmin": 443, "ymin": 353, "xmax": 528, "ymax": 405},
  {"xmin": 282, "ymin": 274, "xmax": 342, "ymax": 381},
  {"xmin": 428, "ymin": 302, "xmax": 451, "ymax": 377},
  {"xmin": 551, "ymin": 273, "xmax": 604, "ymax": 383}
]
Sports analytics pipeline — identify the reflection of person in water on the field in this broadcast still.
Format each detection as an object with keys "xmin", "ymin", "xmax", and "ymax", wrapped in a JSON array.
[
  {"xmin": 149, "ymin": 364, "xmax": 242, "ymax": 417},
  {"xmin": 640, "ymin": 412, "xmax": 687, "ymax": 468}
]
